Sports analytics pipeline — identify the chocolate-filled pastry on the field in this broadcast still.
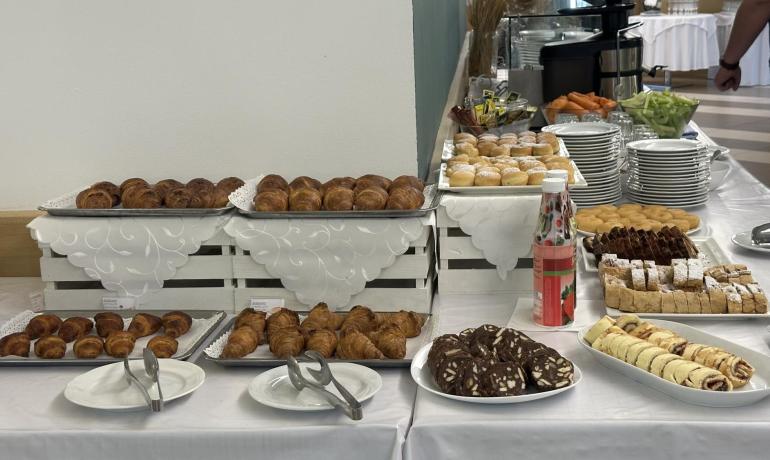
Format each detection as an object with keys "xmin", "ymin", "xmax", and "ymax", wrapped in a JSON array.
[
  {"xmin": 340, "ymin": 305, "xmax": 378, "ymax": 333},
  {"xmin": 76, "ymin": 188, "xmax": 113, "ymax": 209},
  {"xmin": 91, "ymin": 181, "xmax": 121, "ymax": 206},
  {"xmin": 257, "ymin": 174, "xmax": 289, "ymax": 193},
  {"xmin": 0, "ymin": 332, "xmax": 30, "ymax": 357},
  {"xmin": 35, "ymin": 335, "xmax": 67, "ymax": 359},
  {"xmin": 306, "ymin": 329, "xmax": 338, "ymax": 358},
  {"xmin": 221, "ymin": 326, "xmax": 259, "ymax": 358},
  {"xmin": 289, "ymin": 188, "xmax": 322, "ymax": 211},
  {"xmin": 164, "ymin": 187, "xmax": 193, "ymax": 208},
  {"xmin": 25, "ymin": 314, "xmax": 62, "ymax": 339},
  {"xmin": 323, "ymin": 186, "xmax": 354, "ymax": 211},
  {"xmin": 300, "ymin": 303, "xmax": 342, "ymax": 331},
  {"xmin": 390, "ymin": 175, "xmax": 425, "ymax": 192},
  {"xmin": 188, "ymin": 188, "xmax": 214, "ymax": 208},
  {"xmin": 234, "ymin": 308, "xmax": 267, "ymax": 342},
  {"xmin": 289, "ymin": 176, "xmax": 322, "ymax": 193},
  {"xmin": 127, "ymin": 313, "xmax": 162, "ymax": 338},
  {"xmin": 320, "ymin": 177, "xmax": 356, "ymax": 195},
  {"xmin": 105, "ymin": 331, "xmax": 136, "ymax": 358},
  {"xmin": 269, "ymin": 326, "xmax": 305, "ymax": 358},
  {"xmin": 356, "ymin": 174, "xmax": 392, "ymax": 191},
  {"xmin": 120, "ymin": 178, "xmax": 149, "ymax": 195},
  {"xmin": 353, "ymin": 186, "xmax": 388, "ymax": 210},
  {"xmin": 161, "ymin": 310, "xmax": 193, "ymax": 338},
  {"xmin": 94, "ymin": 312, "xmax": 124, "ymax": 338},
  {"xmin": 58, "ymin": 317, "xmax": 94, "ymax": 343},
  {"xmin": 73, "ymin": 335, "xmax": 104, "ymax": 359},
  {"xmin": 148, "ymin": 335, "xmax": 178, "ymax": 358},
  {"xmin": 386, "ymin": 186, "xmax": 425, "ymax": 210},
  {"xmin": 381, "ymin": 310, "xmax": 424, "ymax": 338},
  {"xmin": 266, "ymin": 308, "xmax": 300, "ymax": 337},
  {"xmin": 254, "ymin": 189, "xmax": 289, "ymax": 212},
  {"xmin": 122, "ymin": 186, "xmax": 161, "ymax": 208},
  {"xmin": 186, "ymin": 178, "xmax": 215, "ymax": 194},
  {"xmin": 153, "ymin": 179, "xmax": 184, "ymax": 201},
  {"xmin": 368, "ymin": 325, "xmax": 406, "ymax": 359}
]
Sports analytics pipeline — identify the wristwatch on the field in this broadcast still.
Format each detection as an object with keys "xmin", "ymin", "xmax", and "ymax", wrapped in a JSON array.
[{"xmin": 720, "ymin": 58, "xmax": 740, "ymax": 70}]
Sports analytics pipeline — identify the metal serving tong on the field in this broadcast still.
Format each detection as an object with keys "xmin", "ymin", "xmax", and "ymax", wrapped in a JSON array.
[
  {"xmin": 751, "ymin": 223, "xmax": 770, "ymax": 247},
  {"xmin": 122, "ymin": 348, "xmax": 164, "ymax": 412},
  {"xmin": 286, "ymin": 353, "xmax": 362, "ymax": 420}
]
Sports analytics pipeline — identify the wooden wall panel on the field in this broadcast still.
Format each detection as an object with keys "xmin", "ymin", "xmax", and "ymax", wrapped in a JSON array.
[{"xmin": 0, "ymin": 211, "xmax": 42, "ymax": 277}]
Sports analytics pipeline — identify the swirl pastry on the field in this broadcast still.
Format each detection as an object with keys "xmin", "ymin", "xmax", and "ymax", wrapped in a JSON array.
[
  {"xmin": 105, "ymin": 331, "xmax": 136, "ymax": 358},
  {"xmin": 148, "ymin": 335, "xmax": 178, "ymax": 358},
  {"xmin": 25, "ymin": 314, "xmax": 62, "ymax": 339},
  {"xmin": 306, "ymin": 329, "xmax": 338, "ymax": 358},
  {"xmin": 337, "ymin": 329, "xmax": 384, "ymax": 359},
  {"xmin": 188, "ymin": 189, "xmax": 214, "ymax": 208},
  {"xmin": 94, "ymin": 312, "xmax": 124, "ymax": 338},
  {"xmin": 300, "ymin": 303, "xmax": 341, "ymax": 331},
  {"xmin": 35, "ymin": 335, "xmax": 67, "ymax": 359},
  {"xmin": 73, "ymin": 335, "xmax": 104, "ymax": 359},
  {"xmin": 58, "ymin": 317, "xmax": 94, "ymax": 343},
  {"xmin": 269, "ymin": 326, "xmax": 306, "ymax": 358},
  {"xmin": 321, "ymin": 177, "xmax": 356, "ymax": 195},
  {"xmin": 210, "ymin": 187, "xmax": 232, "ymax": 208},
  {"xmin": 162, "ymin": 311, "xmax": 193, "ymax": 338},
  {"xmin": 340, "ymin": 305, "xmax": 378, "ymax": 334},
  {"xmin": 234, "ymin": 308, "xmax": 267, "ymax": 342},
  {"xmin": 0, "ymin": 332, "xmax": 30, "ymax": 357},
  {"xmin": 266, "ymin": 308, "xmax": 300, "ymax": 337},
  {"xmin": 257, "ymin": 174, "xmax": 289, "ymax": 193},
  {"xmin": 76, "ymin": 188, "xmax": 113, "ymax": 209},
  {"xmin": 289, "ymin": 188, "xmax": 322, "ymax": 211},
  {"xmin": 127, "ymin": 313, "xmax": 162, "ymax": 338},
  {"xmin": 216, "ymin": 176, "xmax": 245, "ymax": 192},
  {"xmin": 153, "ymin": 179, "xmax": 184, "ymax": 201},
  {"xmin": 289, "ymin": 176, "xmax": 322, "ymax": 193},
  {"xmin": 386, "ymin": 186, "xmax": 424, "ymax": 210},
  {"xmin": 91, "ymin": 181, "xmax": 121, "ymax": 206},
  {"xmin": 221, "ymin": 326, "xmax": 259, "ymax": 358},
  {"xmin": 353, "ymin": 186, "xmax": 388, "ymax": 210},
  {"xmin": 368, "ymin": 325, "xmax": 406, "ymax": 359},
  {"xmin": 163, "ymin": 187, "xmax": 193, "ymax": 208},
  {"xmin": 254, "ymin": 189, "xmax": 289, "ymax": 212},
  {"xmin": 323, "ymin": 186, "xmax": 354, "ymax": 211},
  {"xmin": 356, "ymin": 174, "xmax": 392, "ymax": 191},
  {"xmin": 122, "ymin": 186, "xmax": 161, "ymax": 208},
  {"xmin": 186, "ymin": 178, "xmax": 215, "ymax": 194},
  {"xmin": 390, "ymin": 175, "xmax": 425, "ymax": 192},
  {"xmin": 120, "ymin": 178, "xmax": 149, "ymax": 195}
]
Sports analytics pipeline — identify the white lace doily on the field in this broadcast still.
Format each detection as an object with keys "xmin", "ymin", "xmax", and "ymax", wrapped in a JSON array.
[
  {"xmin": 441, "ymin": 194, "xmax": 541, "ymax": 279},
  {"xmin": 225, "ymin": 215, "xmax": 433, "ymax": 309},
  {"xmin": 29, "ymin": 215, "xmax": 229, "ymax": 297}
]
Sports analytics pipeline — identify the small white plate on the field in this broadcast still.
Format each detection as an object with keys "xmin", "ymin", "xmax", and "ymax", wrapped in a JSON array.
[
  {"xmin": 410, "ymin": 343, "xmax": 581, "ymax": 404},
  {"xmin": 64, "ymin": 359, "xmax": 205, "ymax": 411},
  {"xmin": 248, "ymin": 362, "xmax": 382, "ymax": 411},
  {"xmin": 626, "ymin": 139, "xmax": 703, "ymax": 153},
  {"xmin": 542, "ymin": 122, "xmax": 620, "ymax": 137},
  {"xmin": 731, "ymin": 231, "xmax": 770, "ymax": 254}
]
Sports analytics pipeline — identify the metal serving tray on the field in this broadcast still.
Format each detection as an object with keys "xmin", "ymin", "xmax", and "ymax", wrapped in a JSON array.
[
  {"xmin": 204, "ymin": 312, "xmax": 434, "ymax": 368},
  {"xmin": 0, "ymin": 309, "xmax": 226, "ymax": 366}
]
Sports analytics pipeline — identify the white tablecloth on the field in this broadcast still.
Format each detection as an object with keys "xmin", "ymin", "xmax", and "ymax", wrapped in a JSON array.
[
  {"xmin": 710, "ymin": 12, "xmax": 770, "ymax": 87},
  {"xmin": 630, "ymin": 14, "xmax": 720, "ymax": 71}
]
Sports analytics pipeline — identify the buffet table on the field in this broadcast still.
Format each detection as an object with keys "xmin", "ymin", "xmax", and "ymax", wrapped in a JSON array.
[{"xmin": 629, "ymin": 14, "xmax": 720, "ymax": 71}]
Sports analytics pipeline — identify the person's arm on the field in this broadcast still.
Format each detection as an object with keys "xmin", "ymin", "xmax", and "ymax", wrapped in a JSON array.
[{"xmin": 715, "ymin": 0, "xmax": 770, "ymax": 91}]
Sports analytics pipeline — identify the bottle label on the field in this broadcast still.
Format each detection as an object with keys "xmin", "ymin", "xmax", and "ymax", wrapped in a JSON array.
[{"xmin": 532, "ymin": 243, "xmax": 576, "ymax": 327}]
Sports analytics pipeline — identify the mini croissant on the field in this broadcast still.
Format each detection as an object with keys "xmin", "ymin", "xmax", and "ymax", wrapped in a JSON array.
[
  {"xmin": 234, "ymin": 308, "xmax": 267, "ymax": 342},
  {"xmin": 148, "ymin": 335, "xmax": 178, "ymax": 358},
  {"xmin": 161, "ymin": 311, "xmax": 193, "ymax": 338},
  {"xmin": 340, "ymin": 306, "xmax": 378, "ymax": 334},
  {"xmin": 94, "ymin": 312, "xmax": 124, "ymax": 338},
  {"xmin": 306, "ymin": 329, "xmax": 338, "ymax": 359},
  {"xmin": 127, "ymin": 313, "xmax": 162, "ymax": 338},
  {"xmin": 221, "ymin": 326, "xmax": 259, "ymax": 359},
  {"xmin": 381, "ymin": 310, "xmax": 424, "ymax": 338},
  {"xmin": 337, "ymin": 329, "xmax": 384, "ymax": 360},
  {"xmin": 35, "ymin": 335, "xmax": 67, "ymax": 359},
  {"xmin": 268, "ymin": 327, "xmax": 305, "ymax": 358},
  {"xmin": 58, "ymin": 317, "xmax": 94, "ymax": 343},
  {"xmin": 368, "ymin": 325, "xmax": 406, "ymax": 359},
  {"xmin": 105, "ymin": 331, "xmax": 136, "ymax": 358},
  {"xmin": 73, "ymin": 335, "xmax": 104, "ymax": 359},
  {"xmin": 25, "ymin": 314, "xmax": 62, "ymax": 340},
  {"xmin": 0, "ymin": 332, "xmax": 30, "ymax": 357},
  {"xmin": 300, "ymin": 303, "xmax": 341, "ymax": 331},
  {"xmin": 266, "ymin": 308, "xmax": 300, "ymax": 337}
]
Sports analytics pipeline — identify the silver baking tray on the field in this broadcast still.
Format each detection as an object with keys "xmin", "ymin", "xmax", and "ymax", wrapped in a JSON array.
[
  {"xmin": 39, "ymin": 187, "xmax": 235, "ymax": 217},
  {"xmin": 0, "ymin": 309, "xmax": 226, "ymax": 366},
  {"xmin": 232, "ymin": 181, "xmax": 440, "ymax": 219},
  {"xmin": 204, "ymin": 312, "xmax": 434, "ymax": 368}
]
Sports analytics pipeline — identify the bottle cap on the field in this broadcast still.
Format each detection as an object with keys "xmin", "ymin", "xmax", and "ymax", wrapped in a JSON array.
[
  {"xmin": 545, "ymin": 169, "xmax": 568, "ymax": 181},
  {"xmin": 542, "ymin": 177, "xmax": 565, "ymax": 193}
]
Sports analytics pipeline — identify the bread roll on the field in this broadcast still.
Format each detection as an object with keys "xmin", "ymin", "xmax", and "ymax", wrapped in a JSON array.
[
  {"xmin": 476, "ymin": 141, "xmax": 497, "ymax": 156},
  {"xmin": 153, "ymin": 179, "xmax": 184, "ymax": 201},
  {"xmin": 188, "ymin": 188, "xmax": 214, "ymax": 208},
  {"xmin": 354, "ymin": 186, "xmax": 388, "ymax": 210},
  {"xmin": 449, "ymin": 169, "xmax": 475, "ymax": 187},
  {"xmin": 447, "ymin": 155, "xmax": 469, "ymax": 168},
  {"xmin": 320, "ymin": 177, "xmax": 356, "ymax": 196},
  {"xmin": 497, "ymin": 138, "xmax": 518, "ymax": 146},
  {"xmin": 478, "ymin": 134, "xmax": 499, "ymax": 143},
  {"xmin": 257, "ymin": 174, "xmax": 289, "ymax": 193},
  {"xmin": 289, "ymin": 176, "xmax": 322, "ymax": 193},
  {"xmin": 164, "ymin": 187, "xmax": 193, "ymax": 208},
  {"xmin": 519, "ymin": 160, "xmax": 546, "ymax": 171},
  {"xmin": 186, "ymin": 178, "xmax": 215, "ymax": 194},
  {"xmin": 502, "ymin": 169, "xmax": 528, "ymax": 186},
  {"xmin": 509, "ymin": 144, "xmax": 533, "ymax": 156},
  {"xmin": 453, "ymin": 132, "xmax": 477, "ymax": 145},
  {"xmin": 289, "ymin": 188, "xmax": 322, "ymax": 211},
  {"xmin": 532, "ymin": 143, "xmax": 554, "ymax": 155},
  {"xmin": 455, "ymin": 142, "xmax": 479, "ymax": 157},
  {"xmin": 356, "ymin": 174, "xmax": 391, "ymax": 191},
  {"xmin": 254, "ymin": 189, "xmax": 289, "ymax": 212},
  {"xmin": 527, "ymin": 169, "xmax": 547, "ymax": 185},
  {"xmin": 122, "ymin": 186, "xmax": 161, "ymax": 209},
  {"xmin": 386, "ymin": 186, "xmax": 424, "ymax": 210},
  {"xmin": 447, "ymin": 164, "xmax": 475, "ymax": 177},
  {"xmin": 489, "ymin": 145, "xmax": 511, "ymax": 157},
  {"xmin": 475, "ymin": 170, "xmax": 501, "ymax": 186},
  {"xmin": 120, "ymin": 178, "xmax": 149, "ymax": 195},
  {"xmin": 323, "ymin": 186, "xmax": 354, "ymax": 211},
  {"xmin": 468, "ymin": 156, "xmax": 489, "ymax": 165}
]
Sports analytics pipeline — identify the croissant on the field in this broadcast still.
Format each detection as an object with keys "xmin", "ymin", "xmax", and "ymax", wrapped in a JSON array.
[
  {"xmin": 34, "ymin": 335, "xmax": 67, "ymax": 359},
  {"xmin": 127, "ymin": 313, "xmax": 162, "ymax": 338},
  {"xmin": 58, "ymin": 317, "xmax": 94, "ymax": 343},
  {"xmin": 148, "ymin": 335, "xmax": 178, "ymax": 358},
  {"xmin": 306, "ymin": 329, "xmax": 338, "ymax": 358},
  {"xmin": 105, "ymin": 331, "xmax": 136, "ymax": 358},
  {"xmin": 120, "ymin": 178, "xmax": 149, "ymax": 195},
  {"xmin": 289, "ymin": 187, "xmax": 322, "ymax": 211},
  {"xmin": 337, "ymin": 329, "xmax": 384, "ymax": 359},
  {"xmin": 381, "ymin": 310, "xmax": 424, "ymax": 338},
  {"xmin": 340, "ymin": 306, "xmax": 378, "ymax": 334},
  {"xmin": 73, "ymin": 335, "xmax": 104, "ymax": 359},
  {"xmin": 76, "ymin": 188, "xmax": 113, "ymax": 209},
  {"xmin": 163, "ymin": 187, "xmax": 193, "ymax": 208},
  {"xmin": 320, "ymin": 177, "xmax": 356, "ymax": 195},
  {"xmin": 368, "ymin": 325, "xmax": 406, "ymax": 359},
  {"xmin": 91, "ymin": 181, "xmax": 121, "ymax": 206},
  {"xmin": 323, "ymin": 186, "xmax": 354, "ymax": 211},
  {"xmin": 122, "ymin": 186, "xmax": 162, "ymax": 208},
  {"xmin": 300, "ymin": 303, "xmax": 341, "ymax": 331},
  {"xmin": 266, "ymin": 308, "xmax": 300, "ymax": 337},
  {"xmin": 234, "ymin": 308, "xmax": 267, "ymax": 342},
  {"xmin": 257, "ymin": 174, "xmax": 289, "ymax": 193},
  {"xmin": 0, "ymin": 332, "xmax": 30, "ymax": 357},
  {"xmin": 153, "ymin": 179, "xmax": 184, "ymax": 201},
  {"xmin": 254, "ymin": 189, "xmax": 288, "ymax": 212},
  {"xmin": 161, "ymin": 311, "xmax": 193, "ymax": 338},
  {"xmin": 390, "ymin": 175, "xmax": 425, "ymax": 192},
  {"xmin": 25, "ymin": 314, "xmax": 62, "ymax": 339},
  {"xmin": 94, "ymin": 312, "xmax": 124, "ymax": 338},
  {"xmin": 186, "ymin": 178, "xmax": 215, "ymax": 194},
  {"xmin": 221, "ymin": 326, "xmax": 259, "ymax": 358},
  {"xmin": 356, "ymin": 174, "xmax": 392, "ymax": 191},
  {"xmin": 216, "ymin": 176, "xmax": 246, "ymax": 192},
  {"xmin": 188, "ymin": 189, "xmax": 214, "ymax": 208},
  {"xmin": 354, "ymin": 186, "xmax": 388, "ymax": 210},
  {"xmin": 386, "ymin": 186, "xmax": 424, "ymax": 210},
  {"xmin": 268, "ymin": 326, "xmax": 305, "ymax": 358},
  {"xmin": 289, "ymin": 176, "xmax": 322, "ymax": 193}
]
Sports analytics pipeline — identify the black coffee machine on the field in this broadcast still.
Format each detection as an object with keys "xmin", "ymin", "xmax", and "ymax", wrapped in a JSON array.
[{"xmin": 540, "ymin": 0, "xmax": 643, "ymax": 101}]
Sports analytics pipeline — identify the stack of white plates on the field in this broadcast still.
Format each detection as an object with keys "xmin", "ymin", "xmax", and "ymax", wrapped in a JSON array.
[
  {"xmin": 541, "ymin": 122, "xmax": 622, "ymax": 206},
  {"xmin": 625, "ymin": 139, "xmax": 710, "ymax": 208}
]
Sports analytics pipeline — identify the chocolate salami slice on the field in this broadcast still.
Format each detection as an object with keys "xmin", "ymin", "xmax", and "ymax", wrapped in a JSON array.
[
  {"xmin": 457, "ymin": 359, "xmax": 486, "ymax": 397},
  {"xmin": 487, "ymin": 362, "xmax": 528, "ymax": 396},
  {"xmin": 468, "ymin": 324, "xmax": 501, "ymax": 348},
  {"xmin": 528, "ymin": 354, "xmax": 574, "ymax": 391},
  {"xmin": 458, "ymin": 328, "xmax": 476, "ymax": 345},
  {"xmin": 492, "ymin": 328, "xmax": 531, "ymax": 363},
  {"xmin": 435, "ymin": 355, "xmax": 472, "ymax": 395}
]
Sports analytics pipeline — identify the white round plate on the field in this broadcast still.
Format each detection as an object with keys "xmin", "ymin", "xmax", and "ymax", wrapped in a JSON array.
[
  {"xmin": 410, "ymin": 343, "xmax": 581, "ymax": 404},
  {"xmin": 543, "ymin": 122, "xmax": 619, "ymax": 137},
  {"xmin": 248, "ymin": 362, "xmax": 382, "ymax": 411},
  {"xmin": 731, "ymin": 231, "xmax": 770, "ymax": 254},
  {"xmin": 626, "ymin": 139, "xmax": 703, "ymax": 152},
  {"xmin": 627, "ymin": 149, "xmax": 706, "ymax": 159},
  {"xmin": 625, "ymin": 196, "xmax": 709, "ymax": 208},
  {"xmin": 625, "ymin": 184, "xmax": 709, "ymax": 196},
  {"xmin": 64, "ymin": 359, "xmax": 205, "ymax": 411}
]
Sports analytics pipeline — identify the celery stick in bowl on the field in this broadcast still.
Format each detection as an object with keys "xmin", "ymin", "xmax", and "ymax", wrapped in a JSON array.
[{"xmin": 619, "ymin": 91, "xmax": 699, "ymax": 139}]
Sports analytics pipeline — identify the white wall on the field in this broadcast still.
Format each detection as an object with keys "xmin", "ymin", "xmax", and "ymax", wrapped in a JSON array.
[{"xmin": 0, "ymin": 0, "xmax": 417, "ymax": 209}]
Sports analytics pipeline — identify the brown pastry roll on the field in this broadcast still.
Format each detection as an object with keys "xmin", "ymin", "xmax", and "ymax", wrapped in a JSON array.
[
  {"xmin": 356, "ymin": 174, "xmax": 392, "ymax": 191},
  {"xmin": 306, "ymin": 329, "xmax": 338, "ymax": 358},
  {"xmin": 234, "ymin": 308, "xmax": 267, "ymax": 342},
  {"xmin": 188, "ymin": 188, "xmax": 214, "ymax": 208},
  {"xmin": 221, "ymin": 326, "xmax": 259, "ymax": 358},
  {"xmin": 289, "ymin": 188, "xmax": 322, "ymax": 211},
  {"xmin": 289, "ymin": 176, "xmax": 322, "ymax": 193},
  {"xmin": 122, "ymin": 186, "xmax": 161, "ymax": 208},
  {"xmin": 354, "ymin": 186, "xmax": 389, "ymax": 210},
  {"xmin": 25, "ymin": 314, "xmax": 62, "ymax": 339},
  {"xmin": 254, "ymin": 189, "xmax": 289, "ymax": 212},
  {"xmin": 105, "ymin": 331, "xmax": 136, "ymax": 358},
  {"xmin": 91, "ymin": 181, "xmax": 121, "ymax": 206},
  {"xmin": 216, "ymin": 176, "xmax": 245, "ymax": 192},
  {"xmin": 386, "ymin": 186, "xmax": 424, "ymax": 210},
  {"xmin": 390, "ymin": 175, "xmax": 425, "ymax": 192},
  {"xmin": 0, "ymin": 332, "xmax": 30, "ymax": 357},
  {"xmin": 209, "ymin": 187, "xmax": 231, "ymax": 208},
  {"xmin": 73, "ymin": 335, "xmax": 104, "ymax": 359},
  {"xmin": 210, "ymin": 177, "xmax": 245, "ymax": 208},
  {"xmin": 320, "ymin": 177, "xmax": 356, "ymax": 195},
  {"xmin": 161, "ymin": 311, "xmax": 193, "ymax": 338},
  {"xmin": 323, "ymin": 186, "xmax": 354, "ymax": 211},
  {"xmin": 120, "ymin": 178, "xmax": 149, "ymax": 195},
  {"xmin": 368, "ymin": 324, "xmax": 406, "ymax": 359},
  {"xmin": 266, "ymin": 308, "xmax": 300, "ymax": 337},
  {"xmin": 94, "ymin": 312, "xmax": 124, "ymax": 338},
  {"xmin": 381, "ymin": 310, "xmax": 424, "ymax": 338},
  {"xmin": 257, "ymin": 174, "xmax": 289, "ymax": 193},
  {"xmin": 340, "ymin": 305, "xmax": 378, "ymax": 334},
  {"xmin": 127, "ymin": 313, "xmax": 162, "ymax": 338},
  {"xmin": 268, "ymin": 326, "xmax": 305, "ymax": 358},
  {"xmin": 300, "ymin": 303, "xmax": 342, "ymax": 331},
  {"xmin": 186, "ymin": 178, "xmax": 215, "ymax": 194},
  {"xmin": 148, "ymin": 335, "xmax": 178, "ymax": 358},
  {"xmin": 35, "ymin": 335, "xmax": 67, "ymax": 359},
  {"xmin": 164, "ymin": 187, "xmax": 193, "ymax": 208},
  {"xmin": 76, "ymin": 188, "xmax": 113, "ymax": 209},
  {"xmin": 153, "ymin": 179, "xmax": 184, "ymax": 201},
  {"xmin": 337, "ymin": 329, "xmax": 384, "ymax": 359},
  {"xmin": 58, "ymin": 317, "xmax": 94, "ymax": 343}
]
